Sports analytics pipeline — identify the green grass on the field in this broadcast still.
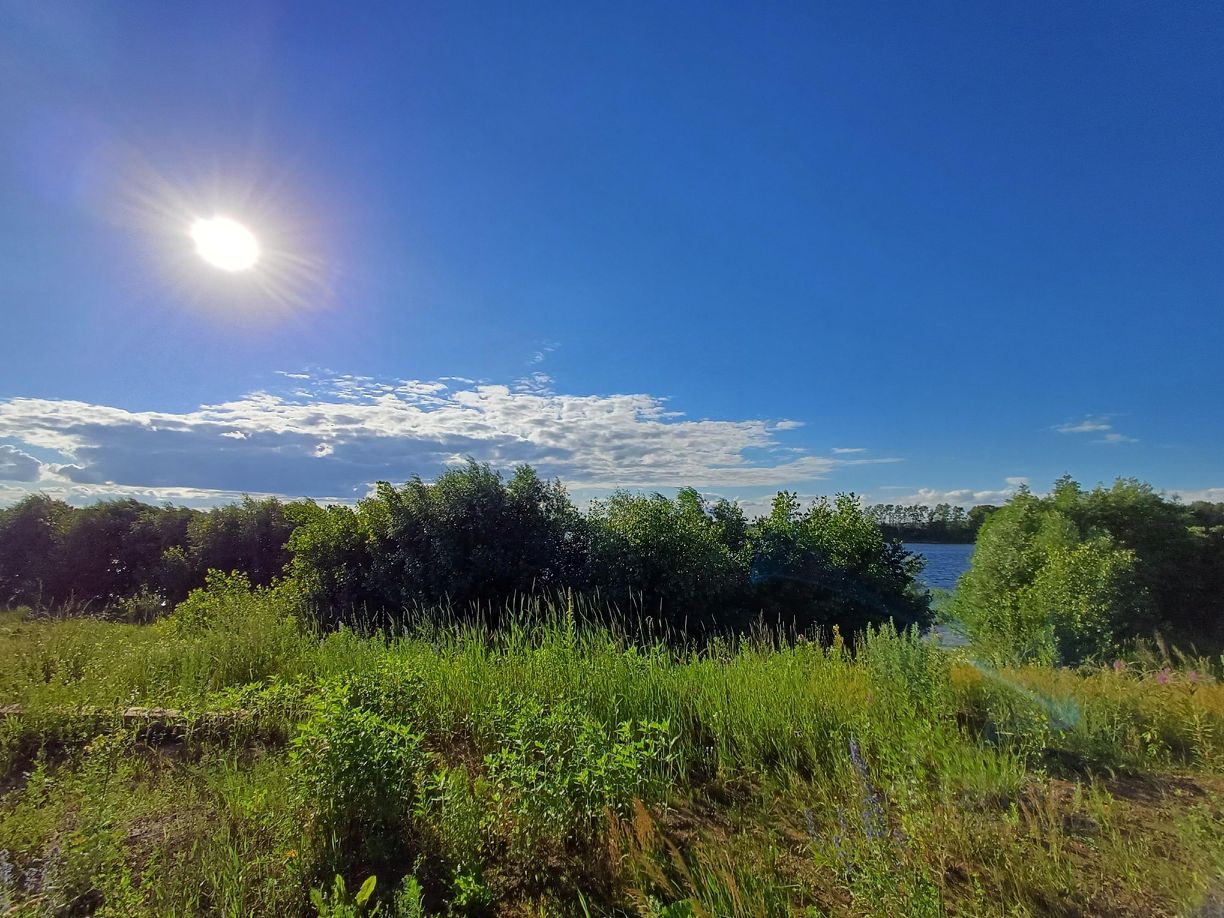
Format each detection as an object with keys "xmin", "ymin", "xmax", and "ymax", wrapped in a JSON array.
[{"xmin": 1, "ymin": 585, "xmax": 1222, "ymax": 916}]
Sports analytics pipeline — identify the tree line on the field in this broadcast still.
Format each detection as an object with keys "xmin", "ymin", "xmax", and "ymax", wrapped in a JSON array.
[
  {"xmin": 0, "ymin": 494, "xmax": 294, "ymax": 618},
  {"xmin": 864, "ymin": 502, "xmax": 998, "ymax": 543},
  {"xmin": 0, "ymin": 462, "xmax": 931, "ymax": 636}
]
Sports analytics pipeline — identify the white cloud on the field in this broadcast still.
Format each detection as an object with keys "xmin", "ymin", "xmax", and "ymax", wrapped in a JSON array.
[
  {"xmin": 1167, "ymin": 487, "xmax": 1224, "ymax": 504},
  {"xmin": 1055, "ymin": 417, "xmax": 1112, "ymax": 434},
  {"xmin": 513, "ymin": 372, "xmax": 555, "ymax": 396},
  {"xmin": 831, "ymin": 447, "xmax": 866, "ymax": 454},
  {"xmin": 870, "ymin": 479, "xmax": 1030, "ymax": 507},
  {"xmin": 0, "ymin": 371, "xmax": 900, "ymax": 506},
  {"xmin": 868, "ymin": 479, "xmax": 1223, "ymax": 511},
  {"xmin": 526, "ymin": 340, "xmax": 560, "ymax": 366},
  {"xmin": 1054, "ymin": 415, "xmax": 1138, "ymax": 444}
]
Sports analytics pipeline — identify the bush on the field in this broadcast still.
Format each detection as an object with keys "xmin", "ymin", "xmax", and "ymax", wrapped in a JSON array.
[
  {"xmin": 1055, "ymin": 477, "xmax": 1224, "ymax": 645},
  {"xmin": 949, "ymin": 478, "xmax": 1222, "ymax": 664},
  {"xmin": 749, "ymin": 492, "xmax": 930, "ymax": 634},
  {"xmin": 414, "ymin": 764, "xmax": 492, "ymax": 904},
  {"xmin": 0, "ymin": 495, "xmax": 295, "ymax": 614},
  {"xmin": 161, "ymin": 571, "xmax": 312, "ymax": 690},
  {"xmin": 0, "ymin": 494, "xmax": 73, "ymax": 606},
  {"xmin": 287, "ymin": 501, "xmax": 379, "ymax": 629},
  {"xmin": 479, "ymin": 697, "xmax": 674, "ymax": 847},
  {"xmin": 292, "ymin": 462, "xmax": 589, "ymax": 625},
  {"xmin": 183, "ymin": 497, "xmax": 297, "ymax": 591},
  {"xmin": 587, "ymin": 488, "xmax": 747, "ymax": 630},
  {"xmin": 1023, "ymin": 539, "xmax": 1137, "ymax": 665},
  {"xmin": 292, "ymin": 682, "xmax": 426, "ymax": 878},
  {"xmin": 287, "ymin": 466, "xmax": 928, "ymax": 640}
]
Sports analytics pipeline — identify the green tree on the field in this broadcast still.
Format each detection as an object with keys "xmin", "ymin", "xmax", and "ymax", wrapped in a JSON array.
[
  {"xmin": 55, "ymin": 500, "xmax": 150, "ymax": 605},
  {"xmin": 0, "ymin": 494, "xmax": 72, "ymax": 606},
  {"xmin": 293, "ymin": 461, "xmax": 587, "ymax": 625},
  {"xmin": 184, "ymin": 497, "xmax": 296, "ymax": 588},
  {"xmin": 749, "ymin": 493, "xmax": 930, "ymax": 635},
  {"xmin": 287, "ymin": 501, "xmax": 378, "ymax": 628},
  {"xmin": 587, "ymin": 487, "xmax": 746, "ymax": 630},
  {"xmin": 950, "ymin": 479, "xmax": 1201, "ymax": 664}
]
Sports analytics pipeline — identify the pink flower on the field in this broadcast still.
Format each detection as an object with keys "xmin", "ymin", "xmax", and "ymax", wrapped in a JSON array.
[
  {"xmin": 1113, "ymin": 659, "xmax": 1127, "ymax": 672},
  {"xmin": 1155, "ymin": 668, "xmax": 1171, "ymax": 685}
]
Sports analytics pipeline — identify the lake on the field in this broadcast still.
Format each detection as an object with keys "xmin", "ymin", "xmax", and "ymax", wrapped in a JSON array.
[{"xmin": 904, "ymin": 542, "xmax": 974, "ymax": 592}]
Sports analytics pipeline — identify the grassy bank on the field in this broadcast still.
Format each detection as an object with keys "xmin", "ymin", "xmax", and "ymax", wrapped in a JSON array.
[{"xmin": 0, "ymin": 586, "xmax": 1222, "ymax": 916}]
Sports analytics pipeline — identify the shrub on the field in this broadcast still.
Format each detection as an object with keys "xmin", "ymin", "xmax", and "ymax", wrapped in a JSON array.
[
  {"xmin": 750, "ymin": 492, "xmax": 930, "ymax": 635},
  {"xmin": 183, "ymin": 497, "xmax": 296, "ymax": 591},
  {"xmin": 287, "ymin": 501, "xmax": 379, "ymax": 629},
  {"xmin": 587, "ymin": 488, "xmax": 747, "ymax": 629},
  {"xmin": 0, "ymin": 495, "xmax": 295, "ymax": 614},
  {"xmin": 951, "ymin": 481, "xmax": 1167, "ymax": 665},
  {"xmin": 1023, "ymin": 539, "xmax": 1137, "ymax": 664},
  {"xmin": 292, "ymin": 462, "xmax": 589, "ymax": 626},
  {"xmin": 154, "ymin": 572, "xmax": 312, "ymax": 692},
  {"xmin": 479, "ymin": 697, "xmax": 674, "ymax": 847},
  {"xmin": 0, "ymin": 494, "xmax": 73, "ymax": 606},
  {"xmin": 1, "ymin": 465, "xmax": 932, "ymax": 643},
  {"xmin": 414, "ymin": 764, "xmax": 492, "ymax": 904},
  {"xmin": 292, "ymin": 683, "xmax": 426, "ymax": 878}
]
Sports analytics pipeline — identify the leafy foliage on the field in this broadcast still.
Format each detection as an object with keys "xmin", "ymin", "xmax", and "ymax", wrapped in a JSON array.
[
  {"xmin": 0, "ymin": 463, "xmax": 936, "ymax": 640},
  {"xmin": 480, "ymin": 697, "xmax": 674, "ymax": 844},
  {"xmin": 587, "ymin": 488, "xmax": 746, "ymax": 629},
  {"xmin": 953, "ymin": 477, "xmax": 1224, "ymax": 663},
  {"xmin": 288, "ymin": 463, "xmax": 929, "ymax": 638},
  {"xmin": 0, "ymin": 494, "xmax": 295, "ymax": 612},
  {"xmin": 292, "ymin": 682, "xmax": 426, "ymax": 879},
  {"xmin": 749, "ymin": 492, "xmax": 930, "ymax": 634}
]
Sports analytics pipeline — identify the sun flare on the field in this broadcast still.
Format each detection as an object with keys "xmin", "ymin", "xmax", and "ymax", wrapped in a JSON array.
[{"xmin": 190, "ymin": 216, "xmax": 261, "ymax": 272}]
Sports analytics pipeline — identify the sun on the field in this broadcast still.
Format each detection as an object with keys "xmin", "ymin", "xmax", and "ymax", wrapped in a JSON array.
[{"xmin": 190, "ymin": 216, "xmax": 261, "ymax": 272}]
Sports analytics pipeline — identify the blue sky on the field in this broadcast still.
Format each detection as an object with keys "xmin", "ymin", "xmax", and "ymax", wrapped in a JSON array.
[{"xmin": 1, "ymin": 1, "xmax": 1222, "ymax": 512}]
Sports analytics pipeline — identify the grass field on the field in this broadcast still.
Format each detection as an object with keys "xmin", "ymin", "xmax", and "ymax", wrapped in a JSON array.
[{"xmin": 1, "ymin": 580, "xmax": 1222, "ymax": 916}]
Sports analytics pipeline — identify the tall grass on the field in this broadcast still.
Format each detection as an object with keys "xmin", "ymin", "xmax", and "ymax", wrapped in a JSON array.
[{"xmin": 0, "ymin": 585, "xmax": 1222, "ymax": 915}]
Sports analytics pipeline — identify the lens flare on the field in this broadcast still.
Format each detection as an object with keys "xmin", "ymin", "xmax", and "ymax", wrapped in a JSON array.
[
  {"xmin": 111, "ymin": 152, "xmax": 332, "ymax": 323},
  {"xmin": 190, "ymin": 216, "xmax": 261, "ymax": 272}
]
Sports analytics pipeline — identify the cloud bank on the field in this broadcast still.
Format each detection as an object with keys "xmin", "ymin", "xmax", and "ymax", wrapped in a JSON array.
[
  {"xmin": 871, "ymin": 477, "xmax": 1031, "ymax": 507},
  {"xmin": 0, "ymin": 446, "xmax": 41, "ymax": 482},
  {"xmin": 0, "ymin": 372, "xmax": 896, "ymax": 506}
]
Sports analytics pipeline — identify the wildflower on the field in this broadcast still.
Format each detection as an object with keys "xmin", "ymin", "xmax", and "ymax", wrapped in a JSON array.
[
  {"xmin": 1, "ymin": 849, "xmax": 13, "ymax": 904},
  {"xmin": 285, "ymin": 849, "xmax": 298, "ymax": 860},
  {"xmin": 1112, "ymin": 659, "xmax": 1127, "ymax": 672},
  {"xmin": 848, "ymin": 737, "xmax": 887, "ymax": 842},
  {"xmin": 1155, "ymin": 668, "xmax": 1171, "ymax": 685},
  {"xmin": 1186, "ymin": 670, "xmax": 1200, "ymax": 683},
  {"xmin": 803, "ymin": 807, "xmax": 818, "ymax": 839},
  {"xmin": 832, "ymin": 806, "xmax": 854, "ymax": 878}
]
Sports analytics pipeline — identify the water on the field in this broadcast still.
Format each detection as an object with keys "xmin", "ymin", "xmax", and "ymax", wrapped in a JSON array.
[{"xmin": 904, "ymin": 542, "xmax": 974, "ymax": 592}]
